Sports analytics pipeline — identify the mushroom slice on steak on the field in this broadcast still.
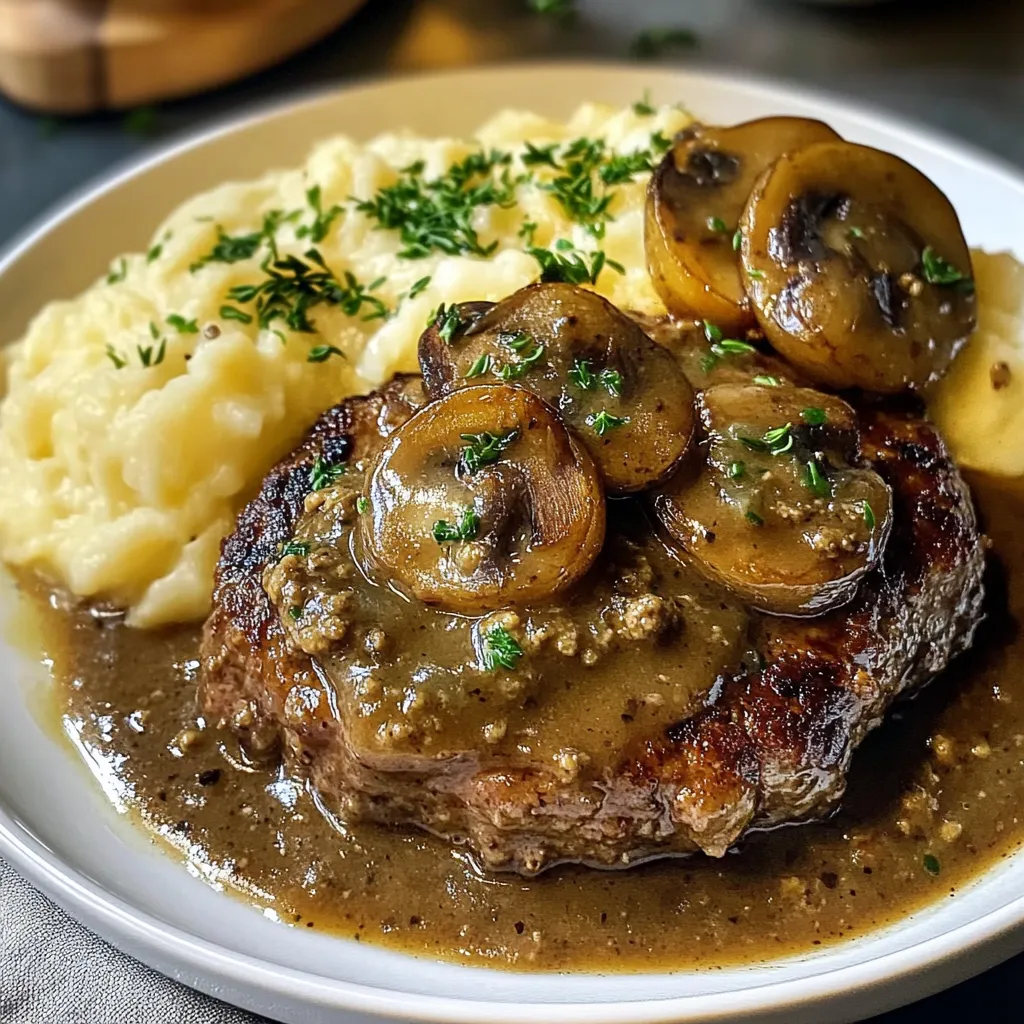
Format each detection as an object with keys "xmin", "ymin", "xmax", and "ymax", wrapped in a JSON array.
[
  {"xmin": 418, "ymin": 282, "xmax": 695, "ymax": 493},
  {"xmin": 358, "ymin": 383, "xmax": 605, "ymax": 614},
  {"xmin": 739, "ymin": 141, "xmax": 976, "ymax": 392},
  {"xmin": 645, "ymin": 118, "xmax": 841, "ymax": 332},
  {"xmin": 653, "ymin": 383, "xmax": 892, "ymax": 616}
]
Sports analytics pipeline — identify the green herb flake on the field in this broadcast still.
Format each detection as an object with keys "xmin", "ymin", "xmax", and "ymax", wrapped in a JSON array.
[
  {"xmin": 703, "ymin": 320, "xmax": 723, "ymax": 344},
  {"xmin": 633, "ymin": 91, "xmax": 656, "ymax": 116},
  {"xmin": 522, "ymin": 142, "xmax": 560, "ymax": 168},
  {"xmin": 630, "ymin": 26, "xmax": 699, "ymax": 58},
  {"xmin": 740, "ymin": 422, "xmax": 793, "ymax": 456},
  {"xmin": 464, "ymin": 353, "xmax": 493, "ymax": 379},
  {"xmin": 308, "ymin": 345, "xmax": 344, "ymax": 363},
  {"xmin": 587, "ymin": 410, "xmax": 630, "ymax": 436},
  {"xmin": 707, "ymin": 216, "xmax": 728, "ymax": 233},
  {"xmin": 496, "ymin": 343, "xmax": 546, "ymax": 380},
  {"xmin": 732, "ymin": 230, "xmax": 742, "ymax": 252},
  {"xmin": 281, "ymin": 540, "xmax": 311, "ymax": 558},
  {"xmin": 801, "ymin": 407, "xmax": 827, "ymax": 426},
  {"xmin": 409, "ymin": 276, "xmax": 432, "ymax": 299},
  {"xmin": 105, "ymin": 345, "xmax": 128, "ymax": 369},
  {"xmin": 296, "ymin": 184, "xmax": 344, "ymax": 244},
  {"xmin": 753, "ymin": 374, "xmax": 780, "ymax": 387},
  {"xmin": 356, "ymin": 496, "xmax": 369, "ymax": 515},
  {"xmin": 923, "ymin": 854, "xmax": 941, "ymax": 876},
  {"xmin": 432, "ymin": 507, "xmax": 480, "ymax": 544},
  {"xmin": 862, "ymin": 501, "xmax": 876, "ymax": 531},
  {"xmin": 728, "ymin": 461, "xmax": 746, "ymax": 480},
  {"xmin": 922, "ymin": 245, "xmax": 971, "ymax": 288},
  {"xmin": 149, "ymin": 321, "xmax": 160, "ymax": 341},
  {"xmin": 309, "ymin": 456, "xmax": 345, "ymax": 491},
  {"xmin": 748, "ymin": 268, "xmax": 765, "ymax": 280},
  {"xmin": 137, "ymin": 339, "xmax": 166, "ymax": 368},
  {"xmin": 220, "ymin": 305, "xmax": 253, "ymax": 324},
  {"xmin": 482, "ymin": 624, "xmax": 524, "ymax": 671},
  {"xmin": 435, "ymin": 304, "xmax": 464, "ymax": 344},
  {"xmin": 146, "ymin": 243, "xmax": 163, "ymax": 264},
  {"xmin": 528, "ymin": 245, "xmax": 619, "ymax": 286},
  {"xmin": 460, "ymin": 430, "xmax": 519, "ymax": 474},
  {"xmin": 106, "ymin": 258, "xmax": 128, "ymax": 285},
  {"xmin": 191, "ymin": 227, "xmax": 263, "ymax": 273},
  {"xmin": 712, "ymin": 339, "xmax": 756, "ymax": 356},
  {"xmin": 166, "ymin": 314, "xmax": 199, "ymax": 334},
  {"xmin": 745, "ymin": 510, "xmax": 764, "ymax": 526},
  {"xmin": 804, "ymin": 459, "xmax": 830, "ymax": 499},
  {"xmin": 288, "ymin": 605, "xmax": 303, "ymax": 621},
  {"xmin": 848, "ymin": 226, "xmax": 865, "ymax": 240}
]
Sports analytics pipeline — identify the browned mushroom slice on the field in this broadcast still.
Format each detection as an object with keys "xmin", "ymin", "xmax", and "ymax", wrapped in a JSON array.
[
  {"xmin": 739, "ymin": 141, "xmax": 977, "ymax": 392},
  {"xmin": 417, "ymin": 282, "xmax": 695, "ymax": 493},
  {"xmin": 653, "ymin": 383, "xmax": 892, "ymax": 616},
  {"xmin": 358, "ymin": 384, "xmax": 605, "ymax": 613},
  {"xmin": 645, "ymin": 118, "xmax": 841, "ymax": 332}
]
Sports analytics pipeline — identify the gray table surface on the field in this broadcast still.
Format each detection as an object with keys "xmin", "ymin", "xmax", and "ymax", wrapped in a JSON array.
[{"xmin": 1, "ymin": 0, "xmax": 1022, "ymax": 1020}]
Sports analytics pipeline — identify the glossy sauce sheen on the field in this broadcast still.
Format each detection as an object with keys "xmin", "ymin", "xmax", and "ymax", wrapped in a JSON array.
[{"xmin": 31, "ymin": 474, "xmax": 1024, "ymax": 971}]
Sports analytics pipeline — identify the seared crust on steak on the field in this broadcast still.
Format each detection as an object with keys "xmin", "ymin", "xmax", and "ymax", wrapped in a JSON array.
[{"xmin": 200, "ymin": 379, "xmax": 984, "ymax": 874}]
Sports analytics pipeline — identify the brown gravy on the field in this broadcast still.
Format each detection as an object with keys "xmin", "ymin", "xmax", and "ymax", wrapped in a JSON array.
[{"xmin": 23, "ymin": 473, "xmax": 1024, "ymax": 972}]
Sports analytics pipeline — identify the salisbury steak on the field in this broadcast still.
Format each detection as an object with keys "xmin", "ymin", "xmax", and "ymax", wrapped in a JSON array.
[{"xmin": 199, "ymin": 362, "xmax": 984, "ymax": 876}]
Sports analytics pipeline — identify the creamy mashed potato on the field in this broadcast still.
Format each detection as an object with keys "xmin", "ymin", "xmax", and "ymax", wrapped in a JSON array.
[
  {"xmin": 0, "ymin": 102, "xmax": 689, "ymax": 627},
  {"xmin": 931, "ymin": 250, "xmax": 1024, "ymax": 476}
]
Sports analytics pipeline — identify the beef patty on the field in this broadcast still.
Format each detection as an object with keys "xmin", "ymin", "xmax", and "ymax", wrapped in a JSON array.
[{"xmin": 199, "ymin": 356, "xmax": 984, "ymax": 875}]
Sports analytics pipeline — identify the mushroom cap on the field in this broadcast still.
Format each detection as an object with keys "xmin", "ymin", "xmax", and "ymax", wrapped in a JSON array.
[
  {"xmin": 740, "ymin": 140, "xmax": 977, "ymax": 392},
  {"xmin": 359, "ymin": 383, "xmax": 606, "ymax": 614},
  {"xmin": 653, "ymin": 382, "xmax": 893, "ymax": 616},
  {"xmin": 645, "ymin": 117, "xmax": 841, "ymax": 332},
  {"xmin": 418, "ymin": 283, "xmax": 696, "ymax": 494}
]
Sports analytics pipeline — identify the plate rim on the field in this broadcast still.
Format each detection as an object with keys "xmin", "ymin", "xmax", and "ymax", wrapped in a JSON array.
[{"xmin": 3, "ymin": 59, "xmax": 1024, "ymax": 1024}]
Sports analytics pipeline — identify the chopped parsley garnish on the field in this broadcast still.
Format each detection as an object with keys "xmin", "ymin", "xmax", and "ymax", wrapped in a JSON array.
[
  {"xmin": 409, "ymin": 275, "xmax": 432, "ymax": 299},
  {"xmin": 497, "ymin": 343, "xmax": 546, "ymax": 380},
  {"xmin": 146, "ymin": 242, "xmax": 163, "ymax": 264},
  {"xmin": 460, "ymin": 430, "xmax": 518, "ymax": 474},
  {"xmin": 106, "ymin": 258, "xmax": 128, "ymax": 285},
  {"xmin": 356, "ymin": 496, "xmax": 369, "ymax": 515},
  {"xmin": 732, "ymin": 230, "xmax": 743, "ymax": 251},
  {"xmin": 703, "ymin": 320, "xmax": 723, "ymax": 343},
  {"xmin": 522, "ymin": 142, "xmax": 559, "ymax": 168},
  {"xmin": 191, "ymin": 227, "xmax": 263, "ymax": 273},
  {"xmin": 354, "ymin": 149, "xmax": 518, "ymax": 259},
  {"xmin": 166, "ymin": 314, "xmax": 199, "ymax": 334},
  {"xmin": 149, "ymin": 321, "xmax": 160, "ymax": 340},
  {"xmin": 281, "ymin": 540, "xmax": 310, "ymax": 557},
  {"xmin": 464, "ymin": 353, "xmax": 493, "ymax": 378},
  {"xmin": 801, "ymin": 407, "xmax": 827, "ymax": 425},
  {"xmin": 921, "ymin": 245, "xmax": 971, "ymax": 288},
  {"xmin": 630, "ymin": 26, "xmax": 699, "ymax": 58},
  {"xmin": 862, "ymin": 501, "xmax": 876, "ymax": 531},
  {"xmin": 288, "ymin": 605, "xmax": 303, "ymax": 621},
  {"xmin": 728, "ymin": 461, "xmax": 746, "ymax": 480},
  {"xmin": 137, "ymin": 338, "xmax": 166, "ymax": 368},
  {"xmin": 434, "ymin": 304, "xmax": 464, "ymax": 344},
  {"xmin": 587, "ymin": 410, "xmax": 630, "ymax": 436},
  {"xmin": 528, "ymin": 244, "xmax": 623, "ymax": 285},
  {"xmin": 745, "ymin": 510, "xmax": 764, "ymax": 526},
  {"xmin": 599, "ymin": 149, "xmax": 658, "ymax": 186},
  {"xmin": 739, "ymin": 422, "xmax": 793, "ymax": 456},
  {"xmin": 308, "ymin": 345, "xmax": 344, "ymax": 363},
  {"xmin": 220, "ymin": 305, "xmax": 253, "ymax": 324},
  {"xmin": 569, "ymin": 359, "xmax": 622, "ymax": 397},
  {"xmin": 753, "ymin": 374, "xmax": 780, "ymax": 387},
  {"xmin": 714, "ymin": 339, "xmax": 756, "ymax": 356},
  {"xmin": 707, "ymin": 216, "xmax": 728, "ymax": 233},
  {"xmin": 748, "ymin": 268, "xmax": 765, "ymax": 280},
  {"xmin": 633, "ymin": 91, "xmax": 656, "ymax": 116},
  {"xmin": 309, "ymin": 456, "xmax": 345, "ymax": 491},
  {"xmin": 923, "ymin": 853, "xmax": 941, "ymax": 876},
  {"xmin": 432, "ymin": 507, "xmax": 480, "ymax": 544},
  {"xmin": 848, "ymin": 226, "xmax": 865, "ymax": 240},
  {"xmin": 804, "ymin": 459, "xmax": 830, "ymax": 498},
  {"xmin": 226, "ymin": 250, "xmax": 387, "ymax": 333},
  {"xmin": 702, "ymin": 320, "xmax": 756, "ymax": 367},
  {"xmin": 296, "ymin": 185, "xmax": 343, "ymax": 244},
  {"xmin": 105, "ymin": 345, "xmax": 127, "ymax": 369},
  {"xmin": 482, "ymin": 624, "xmax": 524, "ymax": 671}
]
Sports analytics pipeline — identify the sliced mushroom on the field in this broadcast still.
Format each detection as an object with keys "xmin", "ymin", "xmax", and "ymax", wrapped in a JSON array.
[
  {"xmin": 418, "ymin": 283, "xmax": 695, "ymax": 493},
  {"xmin": 653, "ymin": 383, "xmax": 892, "ymax": 616},
  {"xmin": 739, "ymin": 141, "xmax": 977, "ymax": 392},
  {"xmin": 645, "ymin": 118, "xmax": 841, "ymax": 332},
  {"xmin": 358, "ymin": 384, "xmax": 605, "ymax": 613}
]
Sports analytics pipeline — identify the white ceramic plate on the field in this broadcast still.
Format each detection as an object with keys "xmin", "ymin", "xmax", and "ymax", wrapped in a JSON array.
[{"xmin": 2, "ymin": 63, "xmax": 1024, "ymax": 1024}]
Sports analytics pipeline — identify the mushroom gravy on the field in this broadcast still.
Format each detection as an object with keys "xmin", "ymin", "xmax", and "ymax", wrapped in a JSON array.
[{"xmin": 18, "ymin": 471, "xmax": 1023, "ymax": 972}]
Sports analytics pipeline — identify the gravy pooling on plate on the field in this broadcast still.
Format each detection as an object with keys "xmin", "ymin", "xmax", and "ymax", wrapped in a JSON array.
[{"xmin": 28, "ymin": 473, "xmax": 1024, "ymax": 970}]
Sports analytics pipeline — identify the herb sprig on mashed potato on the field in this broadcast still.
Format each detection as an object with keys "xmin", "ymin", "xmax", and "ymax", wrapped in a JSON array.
[{"xmin": 0, "ymin": 102, "xmax": 690, "ymax": 627}]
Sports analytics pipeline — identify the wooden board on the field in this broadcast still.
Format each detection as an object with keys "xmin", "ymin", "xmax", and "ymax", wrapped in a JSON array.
[{"xmin": 0, "ymin": 0, "xmax": 368, "ymax": 114}]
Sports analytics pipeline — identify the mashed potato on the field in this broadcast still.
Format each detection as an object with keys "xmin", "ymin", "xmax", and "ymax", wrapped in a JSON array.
[{"xmin": 0, "ymin": 102, "xmax": 690, "ymax": 627}]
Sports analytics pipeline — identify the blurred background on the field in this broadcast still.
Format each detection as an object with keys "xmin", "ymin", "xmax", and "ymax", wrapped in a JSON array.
[{"xmin": 1, "ymin": 0, "xmax": 1022, "ymax": 1021}]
